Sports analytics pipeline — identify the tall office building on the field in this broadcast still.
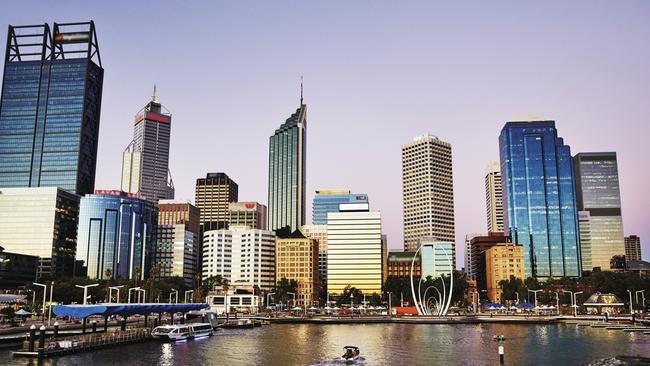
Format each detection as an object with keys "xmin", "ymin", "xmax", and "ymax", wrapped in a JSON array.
[
  {"xmin": 625, "ymin": 235, "xmax": 642, "ymax": 262},
  {"xmin": 0, "ymin": 187, "xmax": 79, "ymax": 278},
  {"xmin": 195, "ymin": 173, "xmax": 238, "ymax": 232},
  {"xmin": 121, "ymin": 87, "xmax": 174, "ymax": 202},
  {"xmin": 401, "ymin": 135, "xmax": 455, "ymax": 259},
  {"xmin": 156, "ymin": 201, "xmax": 200, "ymax": 286},
  {"xmin": 499, "ymin": 120, "xmax": 581, "ymax": 279},
  {"xmin": 268, "ymin": 93, "xmax": 307, "ymax": 235},
  {"xmin": 229, "ymin": 202, "xmax": 267, "ymax": 230},
  {"xmin": 202, "ymin": 227, "xmax": 275, "ymax": 291},
  {"xmin": 275, "ymin": 231, "xmax": 319, "ymax": 307},
  {"xmin": 301, "ymin": 224, "xmax": 328, "ymax": 289},
  {"xmin": 76, "ymin": 190, "xmax": 158, "ymax": 280},
  {"xmin": 574, "ymin": 152, "xmax": 625, "ymax": 271},
  {"xmin": 312, "ymin": 190, "xmax": 368, "ymax": 225},
  {"xmin": 327, "ymin": 207, "xmax": 382, "ymax": 295},
  {"xmin": 0, "ymin": 22, "xmax": 103, "ymax": 195},
  {"xmin": 485, "ymin": 161, "xmax": 504, "ymax": 233}
]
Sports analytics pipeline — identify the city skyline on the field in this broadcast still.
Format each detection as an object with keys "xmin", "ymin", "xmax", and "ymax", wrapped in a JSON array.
[{"xmin": 1, "ymin": 2, "xmax": 649, "ymax": 263}]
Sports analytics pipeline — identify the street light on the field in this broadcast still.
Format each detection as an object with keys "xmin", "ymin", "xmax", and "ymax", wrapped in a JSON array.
[
  {"xmin": 128, "ymin": 287, "xmax": 141, "ymax": 304},
  {"xmin": 515, "ymin": 292, "xmax": 520, "ymax": 304},
  {"xmin": 169, "ymin": 289, "xmax": 178, "ymax": 304},
  {"xmin": 138, "ymin": 288, "xmax": 146, "ymax": 303},
  {"xmin": 33, "ymin": 282, "xmax": 47, "ymax": 321},
  {"xmin": 387, "ymin": 291, "xmax": 392, "ymax": 316},
  {"xmin": 573, "ymin": 291, "xmax": 583, "ymax": 317},
  {"xmin": 109, "ymin": 285, "xmax": 124, "ymax": 303},
  {"xmin": 554, "ymin": 292, "xmax": 561, "ymax": 316},
  {"xmin": 267, "ymin": 292, "xmax": 275, "ymax": 309},
  {"xmin": 185, "ymin": 290, "xmax": 194, "ymax": 303},
  {"xmin": 627, "ymin": 290, "xmax": 633, "ymax": 315},
  {"xmin": 287, "ymin": 292, "xmax": 296, "ymax": 309},
  {"xmin": 528, "ymin": 289, "xmax": 542, "ymax": 309},
  {"xmin": 75, "ymin": 284, "xmax": 99, "ymax": 305},
  {"xmin": 635, "ymin": 290, "xmax": 645, "ymax": 308},
  {"xmin": 47, "ymin": 281, "xmax": 55, "ymax": 326}
]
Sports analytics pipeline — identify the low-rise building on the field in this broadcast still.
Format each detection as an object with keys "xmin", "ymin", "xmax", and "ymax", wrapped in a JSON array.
[
  {"xmin": 387, "ymin": 251, "xmax": 421, "ymax": 278},
  {"xmin": 0, "ymin": 246, "xmax": 38, "ymax": 288},
  {"xmin": 229, "ymin": 202, "xmax": 267, "ymax": 230},
  {"xmin": 205, "ymin": 285, "xmax": 260, "ymax": 315},
  {"xmin": 485, "ymin": 243, "xmax": 524, "ymax": 303},
  {"xmin": 275, "ymin": 230, "xmax": 319, "ymax": 307}
]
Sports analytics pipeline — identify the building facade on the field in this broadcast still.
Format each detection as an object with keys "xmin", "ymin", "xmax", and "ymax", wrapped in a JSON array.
[
  {"xmin": 0, "ymin": 246, "xmax": 38, "ymax": 288},
  {"xmin": 229, "ymin": 202, "xmax": 267, "ymax": 230},
  {"xmin": 464, "ymin": 233, "xmax": 483, "ymax": 278},
  {"xmin": 267, "ymin": 101, "xmax": 306, "ymax": 235},
  {"xmin": 574, "ymin": 152, "xmax": 625, "ymax": 271},
  {"xmin": 625, "ymin": 235, "xmax": 642, "ymax": 262},
  {"xmin": 312, "ymin": 190, "xmax": 368, "ymax": 225},
  {"xmin": 327, "ymin": 210, "xmax": 382, "ymax": 295},
  {"xmin": 485, "ymin": 161, "xmax": 504, "ymax": 233},
  {"xmin": 76, "ymin": 190, "xmax": 158, "ymax": 280},
  {"xmin": 202, "ymin": 227, "xmax": 275, "ymax": 291},
  {"xmin": 301, "ymin": 224, "xmax": 328, "ymax": 290},
  {"xmin": 468, "ymin": 232, "xmax": 511, "ymax": 297},
  {"xmin": 155, "ymin": 200, "xmax": 200, "ymax": 286},
  {"xmin": 401, "ymin": 135, "xmax": 455, "ymax": 262},
  {"xmin": 0, "ymin": 187, "xmax": 79, "ymax": 278},
  {"xmin": 420, "ymin": 239, "xmax": 454, "ymax": 279},
  {"xmin": 0, "ymin": 22, "xmax": 103, "ymax": 195},
  {"xmin": 195, "ymin": 173, "xmax": 238, "ymax": 232},
  {"xmin": 485, "ymin": 243, "xmax": 525, "ymax": 303},
  {"xmin": 387, "ymin": 251, "xmax": 421, "ymax": 278},
  {"xmin": 121, "ymin": 88, "xmax": 174, "ymax": 201},
  {"xmin": 275, "ymin": 231, "xmax": 319, "ymax": 307},
  {"xmin": 499, "ymin": 120, "xmax": 581, "ymax": 279}
]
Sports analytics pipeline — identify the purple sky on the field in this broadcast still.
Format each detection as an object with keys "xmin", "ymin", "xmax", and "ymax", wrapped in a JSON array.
[{"xmin": 2, "ymin": 1, "xmax": 649, "ymax": 264}]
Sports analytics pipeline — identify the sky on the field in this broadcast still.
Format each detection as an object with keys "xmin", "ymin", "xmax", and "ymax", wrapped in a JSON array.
[{"xmin": 1, "ymin": 1, "xmax": 649, "ymax": 265}]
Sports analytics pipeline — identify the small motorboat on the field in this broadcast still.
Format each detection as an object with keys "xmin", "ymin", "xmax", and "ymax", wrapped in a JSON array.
[{"xmin": 342, "ymin": 346, "xmax": 360, "ymax": 361}]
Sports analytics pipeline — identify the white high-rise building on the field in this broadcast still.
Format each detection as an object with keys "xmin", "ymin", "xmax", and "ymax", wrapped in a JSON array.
[
  {"xmin": 202, "ymin": 226, "xmax": 275, "ymax": 291},
  {"xmin": 327, "ymin": 209, "xmax": 382, "ymax": 295},
  {"xmin": 156, "ymin": 224, "xmax": 196, "ymax": 287},
  {"xmin": 401, "ymin": 135, "xmax": 455, "ymax": 264},
  {"xmin": 485, "ymin": 161, "xmax": 504, "ymax": 233}
]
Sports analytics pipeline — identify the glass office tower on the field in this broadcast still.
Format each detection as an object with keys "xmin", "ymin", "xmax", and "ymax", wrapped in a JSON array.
[
  {"xmin": 312, "ymin": 190, "xmax": 368, "ymax": 224},
  {"xmin": 0, "ymin": 22, "xmax": 103, "ymax": 195},
  {"xmin": 268, "ymin": 99, "xmax": 306, "ymax": 235},
  {"xmin": 499, "ymin": 120, "xmax": 581, "ymax": 279},
  {"xmin": 76, "ymin": 190, "xmax": 158, "ymax": 280}
]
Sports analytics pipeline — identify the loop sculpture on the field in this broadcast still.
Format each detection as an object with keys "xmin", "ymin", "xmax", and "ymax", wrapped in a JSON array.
[{"xmin": 409, "ymin": 243, "xmax": 454, "ymax": 316}]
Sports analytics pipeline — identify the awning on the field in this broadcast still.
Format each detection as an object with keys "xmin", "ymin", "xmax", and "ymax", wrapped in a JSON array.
[{"xmin": 53, "ymin": 303, "xmax": 209, "ymax": 318}]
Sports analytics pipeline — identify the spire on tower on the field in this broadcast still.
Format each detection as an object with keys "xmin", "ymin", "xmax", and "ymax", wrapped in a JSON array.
[
  {"xmin": 300, "ymin": 76, "xmax": 303, "ymax": 106},
  {"xmin": 152, "ymin": 83, "xmax": 158, "ymax": 103}
]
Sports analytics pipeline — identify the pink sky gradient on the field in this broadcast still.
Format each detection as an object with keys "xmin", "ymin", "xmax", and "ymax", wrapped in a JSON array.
[{"xmin": 2, "ymin": 1, "xmax": 649, "ymax": 265}]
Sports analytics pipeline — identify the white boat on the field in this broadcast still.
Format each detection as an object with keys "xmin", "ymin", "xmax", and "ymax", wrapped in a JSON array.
[{"xmin": 151, "ymin": 323, "xmax": 214, "ymax": 341}]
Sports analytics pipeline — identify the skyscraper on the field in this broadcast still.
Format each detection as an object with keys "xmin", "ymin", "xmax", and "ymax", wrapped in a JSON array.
[
  {"xmin": 401, "ymin": 135, "xmax": 455, "ymax": 259},
  {"xmin": 499, "ymin": 120, "xmax": 581, "ymax": 279},
  {"xmin": 156, "ymin": 200, "xmax": 200, "ymax": 286},
  {"xmin": 121, "ymin": 87, "xmax": 174, "ymax": 202},
  {"xmin": 312, "ymin": 190, "xmax": 368, "ymax": 225},
  {"xmin": 624, "ymin": 235, "xmax": 642, "ymax": 262},
  {"xmin": 268, "ymin": 91, "xmax": 306, "ymax": 235},
  {"xmin": 485, "ymin": 161, "xmax": 504, "ymax": 233},
  {"xmin": 573, "ymin": 152, "xmax": 625, "ymax": 271},
  {"xmin": 195, "ymin": 173, "xmax": 238, "ymax": 232},
  {"xmin": 0, "ymin": 22, "xmax": 103, "ymax": 195}
]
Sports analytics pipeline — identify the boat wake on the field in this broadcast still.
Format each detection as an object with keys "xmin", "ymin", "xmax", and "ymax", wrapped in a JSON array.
[{"xmin": 308, "ymin": 356, "xmax": 367, "ymax": 365}]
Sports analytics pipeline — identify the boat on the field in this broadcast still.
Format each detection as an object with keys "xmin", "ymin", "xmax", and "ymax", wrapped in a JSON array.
[
  {"xmin": 151, "ymin": 323, "xmax": 214, "ymax": 341},
  {"xmin": 342, "ymin": 346, "xmax": 360, "ymax": 361}
]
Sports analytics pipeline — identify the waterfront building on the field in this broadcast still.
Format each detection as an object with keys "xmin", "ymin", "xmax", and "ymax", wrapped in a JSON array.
[
  {"xmin": 0, "ymin": 246, "xmax": 38, "ymax": 288},
  {"xmin": 327, "ymin": 208, "xmax": 382, "ymax": 295},
  {"xmin": 387, "ymin": 251, "xmax": 421, "ymax": 278},
  {"xmin": 205, "ymin": 285, "xmax": 260, "ymax": 315},
  {"xmin": 312, "ymin": 190, "xmax": 368, "ymax": 225},
  {"xmin": 401, "ymin": 135, "xmax": 455, "ymax": 265},
  {"xmin": 464, "ymin": 233, "xmax": 483, "ymax": 279},
  {"xmin": 301, "ymin": 224, "xmax": 328, "ymax": 290},
  {"xmin": 121, "ymin": 87, "xmax": 174, "ymax": 202},
  {"xmin": 624, "ymin": 235, "xmax": 642, "ymax": 262},
  {"xmin": 485, "ymin": 161, "xmax": 504, "ymax": 233},
  {"xmin": 267, "ymin": 94, "xmax": 307, "ymax": 235},
  {"xmin": 419, "ymin": 239, "xmax": 454, "ymax": 279},
  {"xmin": 468, "ymin": 232, "xmax": 511, "ymax": 298},
  {"xmin": 574, "ymin": 152, "xmax": 625, "ymax": 271},
  {"xmin": 202, "ymin": 226, "xmax": 275, "ymax": 291},
  {"xmin": 499, "ymin": 120, "xmax": 581, "ymax": 279},
  {"xmin": 275, "ymin": 231, "xmax": 319, "ymax": 307},
  {"xmin": 0, "ymin": 22, "xmax": 103, "ymax": 195},
  {"xmin": 0, "ymin": 187, "xmax": 79, "ymax": 278},
  {"xmin": 195, "ymin": 173, "xmax": 238, "ymax": 232},
  {"xmin": 485, "ymin": 243, "xmax": 524, "ymax": 303},
  {"xmin": 76, "ymin": 190, "xmax": 158, "ymax": 280},
  {"xmin": 229, "ymin": 202, "xmax": 267, "ymax": 230}
]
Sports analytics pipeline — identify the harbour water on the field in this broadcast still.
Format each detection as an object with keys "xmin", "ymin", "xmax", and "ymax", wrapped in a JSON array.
[{"xmin": 1, "ymin": 323, "xmax": 648, "ymax": 365}]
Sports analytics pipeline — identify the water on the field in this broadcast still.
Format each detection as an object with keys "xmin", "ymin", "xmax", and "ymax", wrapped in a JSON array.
[{"xmin": 1, "ymin": 323, "xmax": 648, "ymax": 365}]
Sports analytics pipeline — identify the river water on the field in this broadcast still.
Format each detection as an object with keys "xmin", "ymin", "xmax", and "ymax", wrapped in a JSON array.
[{"xmin": 1, "ymin": 323, "xmax": 648, "ymax": 365}]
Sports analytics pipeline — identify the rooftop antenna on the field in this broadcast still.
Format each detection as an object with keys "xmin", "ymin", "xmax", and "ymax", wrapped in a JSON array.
[
  {"xmin": 300, "ymin": 76, "xmax": 303, "ymax": 105},
  {"xmin": 152, "ymin": 83, "xmax": 158, "ymax": 103}
]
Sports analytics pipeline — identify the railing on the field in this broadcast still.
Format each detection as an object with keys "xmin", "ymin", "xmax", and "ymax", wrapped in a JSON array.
[{"xmin": 21, "ymin": 328, "xmax": 152, "ymax": 355}]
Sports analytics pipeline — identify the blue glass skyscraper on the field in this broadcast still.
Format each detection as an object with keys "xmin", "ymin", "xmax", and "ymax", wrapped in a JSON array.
[
  {"xmin": 0, "ymin": 22, "xmax": 103, "ymax": 195},
  {"xmin": 76, "ymin": 190, "xmax": 158, "ymax": 280},
  {"xmin": 499, "ymin": 120, "xmax": 581, "ymax": 278},
  {"xmin": 312, "ymin": 190, "xmax": 369, "ymax": 224}
]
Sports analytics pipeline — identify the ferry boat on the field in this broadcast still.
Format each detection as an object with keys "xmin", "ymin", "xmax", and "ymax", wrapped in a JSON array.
[{"xmin": 151, "ymin": 323, "xmax": 214, "ymax": 341}]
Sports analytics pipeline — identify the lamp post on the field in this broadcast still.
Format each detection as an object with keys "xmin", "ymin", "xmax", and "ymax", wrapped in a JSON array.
[
  {"xmin": 75, "ymin": 284, "xmax": 99, "ymax": 305},
  {"xmin": 109, "ymin": 285, "xmax": 124, "ymax": 303},
  {"xmin": 515, "ymin": 292, "xmax": 520, "ymax": 304},
  {"xmin": 573, "ymin": 291, "xmax": 583, "ymax": 317},
  {"xmin": 350, "ymin": 293, "xmax": 354, "ymax": 311},
  {"xmin": 627, "ymin": 290, "xmax": 633, "ymax": 315},
  {"xmin": 33, "ymin": 282, "xmax": 47, "ymax": 321},
  {"xmin": 48, "ymin": 281, "xmax": 54, "ymax": 326},
  {"xmin": 635, "ymin": 290, "xmax": 645, "ymax": 308},
  {"xmin": 138, "ymin": 288, "xmax": 146, "ymax": 303},
  {"xmin": 528, "ymin": 290, "xmax": 542, "ymax": 313},
  {"xmin": 185, "ymin": 290, "xmax": 194, "ymax": 303},
  {"xmin": 128, "ymin": 287, "xmax": 141, "ymax": 304},
  {"xmin": 555, "ymin": 292, "xmax": 560, "ymax": 316},
  {"xmin": 267, "ymin": 292, "xmax": 275, "ymax": 310},
  {"xmin": 287, "ymin": 292, "xmax": 296, "ymax": 309},
  {"xmin": 363, "ymin": 294, "xmax": 367, "ymax": 314},
  {"xmin": 387, "ymin": 291, "xmax": 392, "ymax": 316},
  {"xmin": 169, "ymin": 289, "xmax": 178, "ymax": 304}
]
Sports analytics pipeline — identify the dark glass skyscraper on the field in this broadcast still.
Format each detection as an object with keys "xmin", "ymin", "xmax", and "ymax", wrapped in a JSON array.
[
  {"xmin": 268, "ymin": 96, "xmax": 306, "ymax": 235},
  {"xmin": 499, "ymin": 120, "xmax": 581, "ymax": 278},
  {"xmin": 0, "ymin": 22, "xmax": 103, "ymax": 195}
]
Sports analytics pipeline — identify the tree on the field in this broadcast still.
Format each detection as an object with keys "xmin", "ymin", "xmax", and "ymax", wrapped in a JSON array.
[
  {"xmin": 340, "ymin": 285, "xmax": 363, "ymax": 305},
  {"xmin": 274, "ymin": 277, "xmax": 298, "ymax": 305}
]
